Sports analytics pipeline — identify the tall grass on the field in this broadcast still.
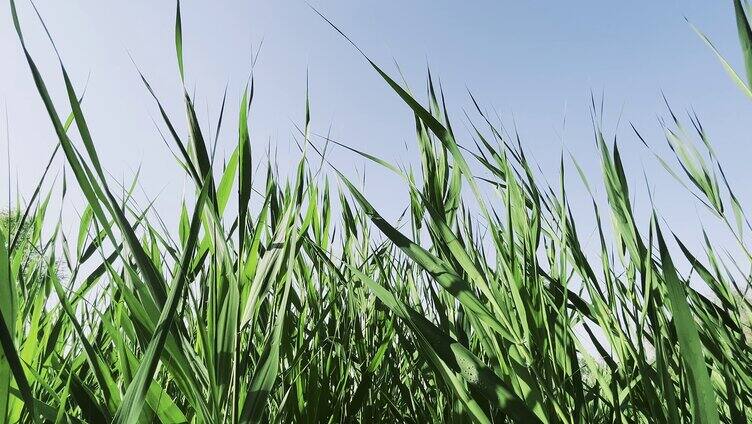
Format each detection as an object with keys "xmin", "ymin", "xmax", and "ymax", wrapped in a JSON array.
[{"xmin": 2, "ymin": 0, "xmax": 752, "ymax": 422}]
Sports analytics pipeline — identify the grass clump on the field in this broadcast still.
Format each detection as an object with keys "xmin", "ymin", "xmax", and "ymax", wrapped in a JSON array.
[{"xmin": 2, "ymin": 0, "xmax": 752, "ymax": 422}]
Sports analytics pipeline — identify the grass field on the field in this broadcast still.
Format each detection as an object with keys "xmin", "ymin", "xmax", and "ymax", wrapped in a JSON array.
[{"xmin": 2, "ymin": 0, "xmax": 752, "ymax": 422}]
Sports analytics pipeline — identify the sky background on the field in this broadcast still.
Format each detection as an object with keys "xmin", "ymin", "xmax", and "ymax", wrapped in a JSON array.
[{"xmin": 3, "ymin": 0, "xmax": 752, "ymax": 251}]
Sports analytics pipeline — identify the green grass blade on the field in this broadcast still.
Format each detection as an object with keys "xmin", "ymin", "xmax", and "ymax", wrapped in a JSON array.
[{"xmin": 655, "ymin": 221, "xmax": 720, "ymax": 424}]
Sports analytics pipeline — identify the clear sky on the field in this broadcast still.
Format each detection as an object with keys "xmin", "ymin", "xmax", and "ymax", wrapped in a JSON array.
[{"xmin": 3, "ymin": 0, "xmax": 752, "ymax": 248}]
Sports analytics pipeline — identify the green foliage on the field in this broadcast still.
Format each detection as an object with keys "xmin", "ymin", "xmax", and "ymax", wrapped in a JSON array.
[{"xmin": 2, "ymin": 1, "xmax": 752, "ymax": 423}]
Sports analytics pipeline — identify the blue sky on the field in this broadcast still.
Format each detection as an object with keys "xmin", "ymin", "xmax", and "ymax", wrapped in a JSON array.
[{"xmin": 3, "ymin": 0, "xmax": 752, "ymax": 247}]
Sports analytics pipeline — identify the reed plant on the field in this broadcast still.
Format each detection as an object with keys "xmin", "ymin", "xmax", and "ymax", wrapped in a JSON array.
[{"xmin": 2, "ymin": 0, "xmax": 752, "ymax": 422}]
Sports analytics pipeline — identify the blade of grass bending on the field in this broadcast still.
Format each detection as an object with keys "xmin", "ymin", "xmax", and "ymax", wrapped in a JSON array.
[
  {"xmin": 62, "ymin": 73, "xmax": 170, "ymax": 305},
  {"xmin": 692, "ymin": 21, "xmax": 752, "ymax": 99},
  {"xmin": 113, "ymin": 181, "xmax": 209, "ymax": 424},
  {"xmin": 135, "ymin": 67, "xmax": 201, "ymax": 184},
  {"xmin": 12, "ymin": 0, "xmax": 171, "ymax": 310},
  {"xmin": 655, "ymin": 220, "xmax": 720, "ymax": 424},
  {"xmin": 9, "ymin": 0, "xmax": 113, "ymax": 245}
]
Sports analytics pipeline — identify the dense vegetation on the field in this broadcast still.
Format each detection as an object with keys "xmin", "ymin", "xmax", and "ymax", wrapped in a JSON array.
[{"xmin": 2, "ymin": 0, "xmax": 752, "ymax": 422}]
